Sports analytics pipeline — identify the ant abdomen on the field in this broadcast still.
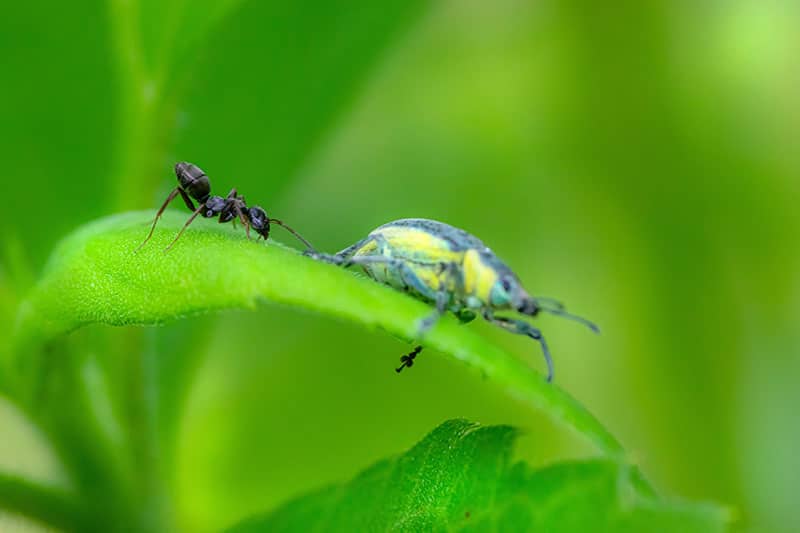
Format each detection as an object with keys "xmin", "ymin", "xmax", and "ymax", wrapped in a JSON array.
[{"xmin": 175, "ymin": 162, "xmax": 211, "ymax": 202}]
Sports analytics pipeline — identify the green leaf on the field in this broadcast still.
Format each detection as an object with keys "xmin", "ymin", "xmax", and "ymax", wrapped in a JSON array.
[
  {"xmin": 227, "ymin": 419, "xmax": 730, "ymax": 533},
  {"xmin": 15, "ymin": 212, "xmax": 621, "ymax": 455}
]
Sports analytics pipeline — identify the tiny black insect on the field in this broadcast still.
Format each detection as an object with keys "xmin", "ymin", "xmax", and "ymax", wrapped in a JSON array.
[
  {"xmin": 137, "ymin": 162, "xmax": 315, "ymax": 252},
  {"xmin": 396, "ymin": 345, "xmax": 423, "ymax": 373}
]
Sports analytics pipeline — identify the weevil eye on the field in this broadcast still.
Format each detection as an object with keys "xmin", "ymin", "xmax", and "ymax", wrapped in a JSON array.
[{"xmin": 490, "ymin": 278, "xmax": 514, "ymax": 307}]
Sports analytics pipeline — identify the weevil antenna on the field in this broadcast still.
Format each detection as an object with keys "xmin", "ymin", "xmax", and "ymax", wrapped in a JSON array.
[
  {"xmin": 531, "ymin": 296, "xmax": 565, "ymax": 310},
  {"xmin": 540, "ymin": 306, "xmax": 600, "ymax": 334},
  {"xmin": 269, "ymin": 219, "xmax": 315, "ymax": 251}
]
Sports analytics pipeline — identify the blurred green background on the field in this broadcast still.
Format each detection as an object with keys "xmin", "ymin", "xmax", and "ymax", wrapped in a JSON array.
[{"xmin": 1, "ymin": 0, "xmax": 798, "ymax": 531}]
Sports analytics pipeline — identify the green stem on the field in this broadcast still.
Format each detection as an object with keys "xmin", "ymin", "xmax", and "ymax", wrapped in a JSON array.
[
  {"xmin": 123, "ymin": 330, "xmax": 174, "ymax": 531},
  {"xmin": 107, "ymin": 0, "xmax": 173, "ymax": 210},
  {"xmin": 0, "ymin": 472, "xmax": 87, "ymax": 531}
]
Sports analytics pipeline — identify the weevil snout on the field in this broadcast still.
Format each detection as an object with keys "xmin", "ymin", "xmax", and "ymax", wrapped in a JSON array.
[{"xmin": 517, "ymin": 297, "xmax": 540, "ymax": 316}]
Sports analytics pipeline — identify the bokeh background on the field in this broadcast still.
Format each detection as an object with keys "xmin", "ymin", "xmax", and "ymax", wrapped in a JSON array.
[{"xmin": 1, "ymin": 0, "xmax": 798, "ymax": 531}]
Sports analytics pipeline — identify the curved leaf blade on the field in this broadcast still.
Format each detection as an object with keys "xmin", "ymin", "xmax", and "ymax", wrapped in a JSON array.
[
  {"xmin": 227, "ymin": 420, "xmax": 730, "ymax": 533},
  {"xmin": 16, "ymin": 212, "xmax": 622, "ymax": 455}
]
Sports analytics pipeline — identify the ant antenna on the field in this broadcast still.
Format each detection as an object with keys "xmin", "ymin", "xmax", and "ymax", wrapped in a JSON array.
[
  {"xmin": 270, "ymin": 219, "xmax": 315, "ymax": 251},
  {"xmin": 396, "ymin": 345, "xmax": 423, "ymax": 373}
]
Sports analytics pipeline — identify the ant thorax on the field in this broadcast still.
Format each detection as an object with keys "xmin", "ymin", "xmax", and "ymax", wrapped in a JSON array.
[{"xmin": 202, "ymin": 196, "xmax": 226, "ymax": 218}]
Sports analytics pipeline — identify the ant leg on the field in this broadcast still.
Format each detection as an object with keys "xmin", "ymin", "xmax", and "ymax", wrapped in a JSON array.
[
  {"xmin": 137, "ymin": 188, "xmax": 181, "ymax": 251},
  {"xmin": 177, "ymin": 189, "xmax": 196, "ymax": 211},
  {"xmin": 233, "ymin": 205, "xmax": 251, "ymax": 239},
  {"xmin": 396, "ymin": 345, "xmax": 423, "ymax": 373},
  {"xmin": 164, "ymin": 204, "xmax": 205, "ymax": 251},
  {"xmin": 482, "ymin": 310, "xmax": 554, "ymax": 382}
]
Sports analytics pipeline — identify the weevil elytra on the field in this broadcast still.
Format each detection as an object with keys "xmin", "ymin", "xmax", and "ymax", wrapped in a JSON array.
[{"xmin": 308, "ymin": 218, "xmax": 598, "ymax": 382}]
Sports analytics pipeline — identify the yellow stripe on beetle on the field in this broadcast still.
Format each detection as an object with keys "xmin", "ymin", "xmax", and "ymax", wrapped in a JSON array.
[
  {"xmin": 462, "ymin": 249, "xmax": 499, "ymax": 303},
  {"xmin": 368, "ymin": 226, "xmax": 462, "ymax": 264}
]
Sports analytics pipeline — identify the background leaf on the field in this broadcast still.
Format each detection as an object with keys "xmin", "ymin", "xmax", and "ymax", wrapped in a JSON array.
[{"xmin": 229, "ymin": 419, "xmax": 729, "ymax": 533}]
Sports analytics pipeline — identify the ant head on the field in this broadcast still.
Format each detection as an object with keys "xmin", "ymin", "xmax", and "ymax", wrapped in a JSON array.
[
  {"xmin": 202, "ymin": 195, "xmax": 225, "ymax": 218},
  {"xmin": 175, "ymin": 162, "xmax": 211, "ymax": 202},
  {"xmin": 248, "ymin": 206, "xmax": 271, "ymax": 239}
]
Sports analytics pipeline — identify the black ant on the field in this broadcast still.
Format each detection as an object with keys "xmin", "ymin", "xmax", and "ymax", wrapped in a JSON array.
[{"xmin": 137, "ymin": 162, "xmax": 314, "ymax": 252}]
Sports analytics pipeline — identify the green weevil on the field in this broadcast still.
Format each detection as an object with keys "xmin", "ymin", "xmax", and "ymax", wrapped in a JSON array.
[{"xmin": 308, "ymin": 218, "xmax": 598, "ymax": 382}]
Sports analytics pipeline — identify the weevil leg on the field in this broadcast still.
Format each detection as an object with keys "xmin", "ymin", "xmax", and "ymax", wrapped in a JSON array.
[
  {"xmin": 416, "ymin": 288, "xmax": 449, "ymax": 337},
  {"xmin": 337, "ymin": 236, "xmax": 376, "ymax": 258},
  {"xmin": 341, "ymin": 255, "xmax": 440, "ymax": 300},
  {"xmin": 395, "ymin": 283, "xmax": 450, "ymax": 373},
  {"xmin": 343, "ymin": 255, "xmax": 458, "ymax": 331},
  {"xmin": 303, "ymin": 238, "xmax": 368, "ymax": 264},
  {"xmin": 306, "ymin": 251, "xmax": 347, "ymax": 264},
  {"xmin": 322, "ymin": 234, "xmax": 394, "ymax": 266},
  {"xmin": 482, "ymin": 310, "xmax": 554, "ymax": 383},
  {"xmin": 306, "ymin": 234, "xmax": 394, "ymax": 266},
  {"xmin": 339, "ymin": 253, "xmax": 453, "ymax": 372},
  {"xmin": 306, "ymin": 235, "xmax": 384, "ymax": 265}
]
